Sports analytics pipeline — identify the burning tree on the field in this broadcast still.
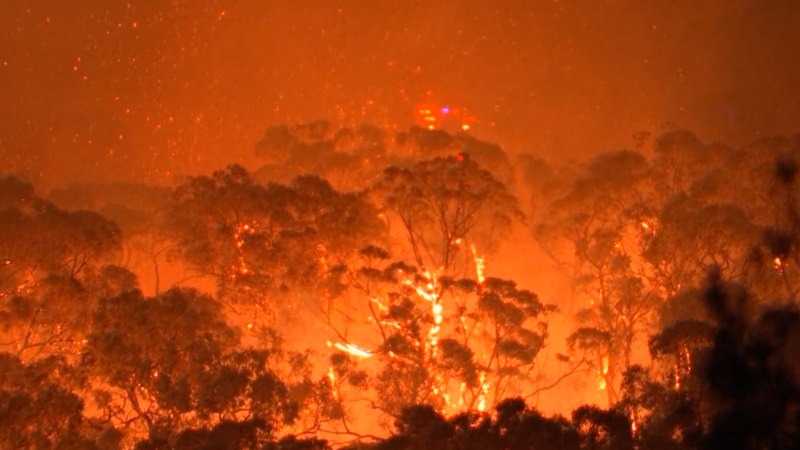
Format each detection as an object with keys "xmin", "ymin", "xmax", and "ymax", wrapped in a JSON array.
[
  {"xmin": 0, "ymin": 176, "xmax": 122, "ymax": 361},
  {"xmin": 537, "ymin": 136, "xmax": 763, "ymax": 407},
  {"xmin": 82, "ymin": 286, "xmax": 339, "ymax": 446},
  {"xmin": 321, "ymin": 155, "xmax": 550, "ymax": 429},
  {"xmin": 164, "ymin": 165, "xmax": 384, "ymax": 320},
  {"xmin": 537, "ymin": 149, "xmax": 657, "ymax": 406},
  {"xmin": 377, "ymin": 154, "xmax": 521, "ymax": 273}
]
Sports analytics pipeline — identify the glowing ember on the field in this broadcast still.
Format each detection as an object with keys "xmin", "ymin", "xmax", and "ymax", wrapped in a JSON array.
[
  {"xmin": 675, "ymin": 344, "xmax": 692, "ymax": 391},
  {"xmin": 369, "ymin": 295, "xmax": 390, "ymax": 312},
  {"xmin": 233, "ymin": 222, "xmax": 256, "ymax": 276},
  {"xmin": 683, "ymin": 345, "xmax": 692, "ymax": 374},
  {"xmin": 470, "ymin": 243, "xmax": 486, "ymax": 284}
]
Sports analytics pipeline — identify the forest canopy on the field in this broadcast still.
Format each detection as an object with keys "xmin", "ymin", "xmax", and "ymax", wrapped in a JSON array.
[{"xmin": 1, "ymin": 125, "xmax": 800, "ymax": 449}]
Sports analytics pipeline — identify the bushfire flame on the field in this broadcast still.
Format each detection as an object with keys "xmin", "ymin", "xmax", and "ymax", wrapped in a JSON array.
[{"xmin": 471, "ymin": 243, "xmax": 486, "ymax": 284}]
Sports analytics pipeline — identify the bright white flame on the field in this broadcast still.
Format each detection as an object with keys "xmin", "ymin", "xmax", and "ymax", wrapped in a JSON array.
[
  {"xmin": 333, "ymin": 342, "xmax": 373, "ymax": 358},
  {"xmin": 432, "ymin": 303, "xmax": 443, "ymax": 324}
]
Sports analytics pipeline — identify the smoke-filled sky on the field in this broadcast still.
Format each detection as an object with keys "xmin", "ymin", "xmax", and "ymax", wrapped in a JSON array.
[{"xmin": 2, "ymin": 0, "xmax": 799, "ymax": 187}]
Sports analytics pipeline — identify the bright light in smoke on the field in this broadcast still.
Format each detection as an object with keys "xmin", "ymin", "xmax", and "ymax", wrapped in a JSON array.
[
  {"xmin": 333, "ymin": 342, "xmax": 373, "ymax": 358},
  {"xmin": 598, "ymin": 355, "xmax": 609, "ymax": 390},
  {"xmin": 477, "ymin": 371, "xmax": 490, "ymax": 412},
  {"xmin": 471, "ymin": 243, "xmax": 486, "ymax": 284},
  {"xmin": 328, "ymin": 366, "xmax": 338, "ymax": 400}
]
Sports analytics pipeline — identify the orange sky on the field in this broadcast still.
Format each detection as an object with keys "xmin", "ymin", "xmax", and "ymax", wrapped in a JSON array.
[{"xmin": 2, "ymin": 0, "xmax": 799, "ymax": 187}]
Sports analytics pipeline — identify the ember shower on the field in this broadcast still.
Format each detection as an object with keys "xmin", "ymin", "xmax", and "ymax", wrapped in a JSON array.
[{"xmin": 2, "ymin": 1, "xmax": 800, "ymax": 449}]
